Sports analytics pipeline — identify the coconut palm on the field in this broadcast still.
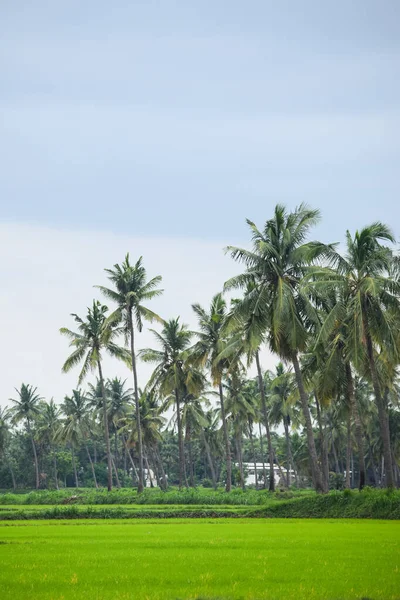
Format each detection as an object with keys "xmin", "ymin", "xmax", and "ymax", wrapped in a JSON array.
[
  {"xmin": 225, "ymin": 204, "xmax": 335, "ymax": 492},
  {"xmin": 225, "ymin": 370, "xmax": 256, "ymax": 489},
  {"xmin": 269, "ymin": 363, "xmax": 299, "ymax": 487},
  {"xmin": 140, "ymin": 318, "xmax": 200, "ymax": 488},
  {"xmin": 97, "ymin": 254, "xmax": 163, "ymax": 492},
  {"xmin": 37, "ymin": 400, "xmax": 61, "ymax": 489},
  {"xmin": 60, "ymin": 300, "xmax": 130, "ymax": 491},
  {"xmin": 9, "ymin": 384, "xmax": 42, "ymax": 489},
  {"xmin": 316, "ymin": 223, "xmax": 400, "ymax": 487},
  {"xmin": 61, "ymin": 390, "xmax": 98, "ymax": 488},
  {"xmin": 191, "ymin": 293, "xmax": 234, "ymax": 491},
  {"xmin": 107, "ymin": 377, "xmax": 132, "ymax": 472},
  {"xmin": 0, "ymin": 407, "xmax": 17, "ymax": 490}
]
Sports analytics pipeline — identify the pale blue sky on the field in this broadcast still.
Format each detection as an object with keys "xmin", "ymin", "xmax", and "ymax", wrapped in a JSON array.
[
  {"xmin": 1, "ymin": 0, "xmax": 399, "ymax": 242},
  {"xmin": 1, "ymin": 1, "xmax": 400, "ymax": 402}
]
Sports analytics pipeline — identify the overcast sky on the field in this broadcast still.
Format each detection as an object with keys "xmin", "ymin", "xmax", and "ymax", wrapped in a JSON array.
[{"xmin": 1, "ymin": 1, "xmax": 399, "ymax": 406}]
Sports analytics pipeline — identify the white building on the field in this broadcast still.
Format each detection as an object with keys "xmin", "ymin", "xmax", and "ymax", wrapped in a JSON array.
[{"xmin": 241, "ymin": 463, "xmax": 296, "ymax": 487}]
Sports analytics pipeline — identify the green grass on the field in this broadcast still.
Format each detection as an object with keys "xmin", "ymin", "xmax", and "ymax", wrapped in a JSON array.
[
  {"xmin": 0, "ymin": 487, "xmax": 311, "ymax": 505},
  {"xmin": 1, "ymin": 489, "xmax": 399, "ymax": 520},
  {"xmin": 0, "ymin": 518, "xmax": 398, "ymax": 599}
]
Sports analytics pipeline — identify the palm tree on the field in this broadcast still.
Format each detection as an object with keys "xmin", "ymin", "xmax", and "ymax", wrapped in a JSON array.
[
  {"xmin": 191, "ymin": 293, "xmax": 234, "ymax": 491},
  {"xmin": 60, "ymin": 300, "xmax": 129, "ymax": 491},
  {"xmin": 61, "ymin": 390, "xmax": 98, "ymax": 488},
  {"xmin": 224, "ymin": 370, "xmax": 256, "ymax": 489},
  {"xmin": 107, "ymin": 377, "xmax": 132, "ymax": 475},
  {"xmin": 269, "ymin": 363, "xmax": 299, "ymax": 487},
  {"xmin": 225, "ymin": 204, "xmax": 334, "ymax": 493},
  {"xmin": 97, "ymin": 254, "xmax": 163, "ymax": 492},
  {"xmin": 0, "ymin": 407, "xmax": 16, "ymax": 490},
  {"xmin": 37, "ymin": 400, "xmax": 61, "ymax": 489},
  {"xmin": 201, "ymin": 408, "xmax": 221, "ymax": 489},
  {"xmin": 9, "ymin": 384, "xmax": 42, "ymax": 489},
  {"xmin": 317, "ymin": 223, "xmax": 400, "ymax": 487},
  {"xmin": 138, "ymin": 390, "xmax": 167, "ymax": 488},
  {"xmin": 140, "ymin": 318, "xmax": 199, "ymax": 488}
]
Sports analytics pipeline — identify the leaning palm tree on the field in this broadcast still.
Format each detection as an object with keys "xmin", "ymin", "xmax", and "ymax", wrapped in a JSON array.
[
  {"xmin": 97, "ymin": 254, "xmax": 163, "ymax": 493},
  {"xmin": 9, "ymin": 384, "xmax": 42, "ymax": 489},
  {"xmin": 60, "ymin": 300, "xmax": 130, "ymax": 491},
  {"xmin": 225, "ymin": 204, "xmax": 335, "ymax": 492},
  {"xmin": 140, "ymin": 318, "xmax": 201, "ymax": 488},
  {"xmin": 191, "ymin": 293, "xmax": 234, "ymax": 491}
]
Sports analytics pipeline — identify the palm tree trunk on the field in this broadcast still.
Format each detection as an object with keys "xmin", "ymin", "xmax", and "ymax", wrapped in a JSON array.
[
  {"xmin": 345, "ymin": 413, "xmax": 351, "ymax": 489},
  {"xmin": 85, "ymin": 444, "xmax": 98, "ymax": 488},
  {"xmin": 218, "ymin": 381, "xmax": 232, "ymax": 492},
  {"xmin": 315, "ymin": 395, "xmax": 329, "ymax": 491},
  {"xmin": 345, "ymin": 362, "xmax": 366, "ymax": 489},
  {"xmin": 236, "ymin": 434, "xmax": 245, "ymax": 490},
  {"xmin": 27, "ymin": 420, "xmax": 40, "ymax": 489},
  {"xmin": 112, "ymin": 456, "xmax": 121, "ymax": 488},
  {"xmin": 53, "ymin": 451, "xmax": 59, "ymax": 490},
  {"xmin": 186, "ymin": 424, "xmax": 195, "ymax": 487},
  {"xmin": 258, "ymin": 422, "xmax": 267, "ymax": 489},
  {"xmin": 362, "ymin": 311, "xmax": 394, "ymax": 487},
  {"xmin": 97, "ymin": 360, "xmax": 113, "ymax": 492},
  {"xmin": 331, "ymin": 436, "xmax": 340, "ymax": 475},
  {"xmin": 128, "ymin": 312, "xmax": 145, "ymax": 493},
  {"xmin": 201, "ymin": 430, "xmax": 217, "ymax": 489},
  {"xmin": 71, "ymin": 447, "xmax": 79, "ymax": 488},
  {"xmin": 8, "ymin": 459, "xmax": 17, "ymax": 491},
  {"xmin": 175, "ymin": 389, "xmax": 188, "ymax": 489},
  {"xmin": 144, "ymin": 452, "xmax": 154, "ymax": 487},
  {"xmin": 123, "ymin": 437, "xmax": 139, "ymax": 481},
  {"xmin": 255, "ymin": 350, "xmax": 275, "ymax": 492},
  {"xmin": 283, "ymin": 418, "xmax": 293, "ymax": 489},
  {"xmin": 292, "ymin": 352, "xmax": 325, "ymax": 493},
  {"xmin": 155, "ymin": 447, "xmax": 168, "ymax": 490},
  {"xmin": 248, "ymin": 419, "xmax": 258, "ymax": 490}
]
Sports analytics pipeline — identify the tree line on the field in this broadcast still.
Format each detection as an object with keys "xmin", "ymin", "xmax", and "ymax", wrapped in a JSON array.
[{"xmin": 1, "ymin": 204, "xmax": 399, "ymax": 493}]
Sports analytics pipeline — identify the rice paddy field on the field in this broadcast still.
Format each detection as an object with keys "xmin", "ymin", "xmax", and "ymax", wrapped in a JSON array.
[{"xmin": 0, "ymin": 518, "xmax": 399, "ymax": 600}]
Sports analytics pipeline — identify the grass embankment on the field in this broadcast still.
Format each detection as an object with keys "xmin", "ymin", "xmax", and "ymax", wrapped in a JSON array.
[
  {"xmin": 0, "ymin": 488, "xmax": 399, "ymax": 519},
  {"xmin": 0, "ymin": 518, "xmax": 398, "ymax": 599},
  {"xmin": 0, "ymin": 487, "xmax": 295, "ymax": 505}
]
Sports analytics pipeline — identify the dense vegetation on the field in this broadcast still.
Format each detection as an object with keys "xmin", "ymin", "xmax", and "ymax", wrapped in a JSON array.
[
  {"xmin": 1, "ymin": 205, "xmax": 400, "ymax": 494},
  {"xmin": 1, "ymin": 519, "xmax": 398, "ymax": 599}
]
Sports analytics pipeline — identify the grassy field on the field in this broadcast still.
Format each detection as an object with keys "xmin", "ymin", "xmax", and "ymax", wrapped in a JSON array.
[{"xmin": 0, "ymin": 518, "xmax": 398, "ymax": 600}]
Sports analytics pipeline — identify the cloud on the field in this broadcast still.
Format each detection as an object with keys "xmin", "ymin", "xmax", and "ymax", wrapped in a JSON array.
[{"xmin": 0, "ymin": 222, "xmax": 277, "ymax": 407}]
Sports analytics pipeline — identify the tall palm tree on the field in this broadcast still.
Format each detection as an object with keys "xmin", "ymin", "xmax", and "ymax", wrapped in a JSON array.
[
  {"xmin": 317, "ymin": 223, "xmax": 400, "ymax": 487},
  {"xmin": 225, "ymin": 204, "xmax": 334, "ymax": 492},
  {"xmin": 97, "ymin": 255, "xmax": 163, "ymax": 492},
  {"xmin": 140, "ymin": 318, "xmax": 200, "ymax": 488},
  {"xmin": 9, "ymin": 384, "xmax": 42, "ymax": 489},
  {"xmin": 37, "ymin": 400, "xmax": 61, "ymax": 489},
  {"xmin": 191, "ymin": 293, "xmax": 234, "ymax": 491},
  {"xmin": 60, "ymin": 300, "xmax": 129, "ymax": 491}
]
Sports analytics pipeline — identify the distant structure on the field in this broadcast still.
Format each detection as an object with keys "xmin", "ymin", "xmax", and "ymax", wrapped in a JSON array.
[{"xmin": 241, "ymin": 463, "xmax": 296, "ymax": 487}]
